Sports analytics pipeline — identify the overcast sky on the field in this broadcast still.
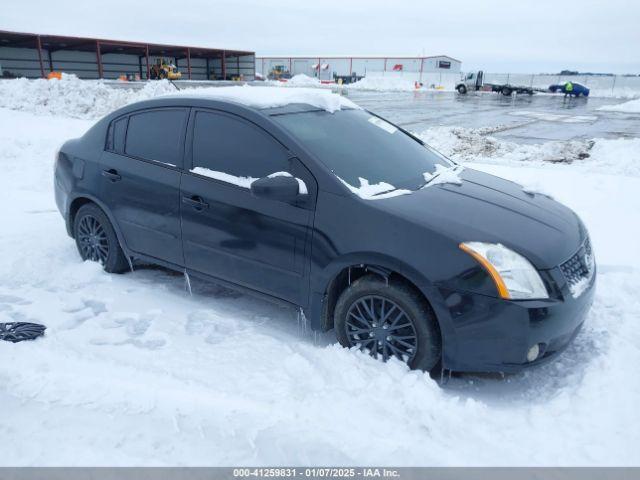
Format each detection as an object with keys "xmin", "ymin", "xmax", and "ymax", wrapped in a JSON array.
[{"xmin": 2, "ymin": 0, "xmax": 638, "ymax": 74}]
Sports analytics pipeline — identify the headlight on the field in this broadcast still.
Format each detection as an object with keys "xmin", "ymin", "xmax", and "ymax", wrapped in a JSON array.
[{"xmin": 459, "ymin": 242, "xmax": 548, "ymax": 300}]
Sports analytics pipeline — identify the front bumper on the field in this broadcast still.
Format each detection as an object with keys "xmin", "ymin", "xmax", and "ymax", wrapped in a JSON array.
[{"xmin": 438, "ymin": 266, "xmax": 596, "ymax": 373}]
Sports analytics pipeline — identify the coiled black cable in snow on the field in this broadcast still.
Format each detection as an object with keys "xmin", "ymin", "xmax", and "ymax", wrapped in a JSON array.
[{"xmin": 0, "ymin": 322, "xmax": 46, "ymax": 343}]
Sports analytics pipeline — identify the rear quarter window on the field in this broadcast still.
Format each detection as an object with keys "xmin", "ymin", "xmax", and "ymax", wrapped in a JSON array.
[
  {"xmin": 105, "ymin": 116, "xmax": 128, "ymax": 154},
  {"xmin": 124, "ymin": 108, "xmax": 188, "ymax": 166}
]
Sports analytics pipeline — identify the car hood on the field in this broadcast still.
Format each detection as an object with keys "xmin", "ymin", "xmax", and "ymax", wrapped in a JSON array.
[{"xmin": 374, "ymin": 168, "xmax": 584, "ymax": 269}]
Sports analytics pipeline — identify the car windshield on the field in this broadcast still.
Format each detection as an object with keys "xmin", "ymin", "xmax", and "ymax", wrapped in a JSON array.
[{"xmin": 272, "ymin": 109, "xmax": 452, "ymax": 194}]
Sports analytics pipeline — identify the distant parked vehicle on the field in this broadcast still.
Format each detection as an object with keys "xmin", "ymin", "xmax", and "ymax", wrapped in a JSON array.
[
  {"xmin": 456, "ymin": 70, "xmax": 535, "ymax": 96},
  {"xmin": 268, "ymin": 65, "xmax": 291, "ymax": 81},
  {"xmin": 549, "ymin": 82, "xmax": 590, "ymax": 97},
  {"xmin": 0, "ymin": 62, "xmax": 17, "ymax": 78},
  {"xmin": 334, "ymin": 73, "xmax": 364, "ymax": 84},
  {"xmin": 150, "ymin": 58, "xmax": 182, "ymax": 80}
]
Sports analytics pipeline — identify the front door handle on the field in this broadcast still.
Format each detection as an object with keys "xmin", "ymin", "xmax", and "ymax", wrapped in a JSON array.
[
  {"xmin": 102, "ymin": 169, "xmax": 121, "ymax": 182},
  {"xmin": 182, "ymin": 195, "xmax": 209, "ymax": 210}
]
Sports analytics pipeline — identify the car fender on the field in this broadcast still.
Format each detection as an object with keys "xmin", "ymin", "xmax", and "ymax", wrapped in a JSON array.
[
  {"xmin": 66, "ymin": 191, "xmax": 132, "ymax": 258},
  {"xmin": 308, "ymin": 251, "xmax": 458, "ymax": 355}
]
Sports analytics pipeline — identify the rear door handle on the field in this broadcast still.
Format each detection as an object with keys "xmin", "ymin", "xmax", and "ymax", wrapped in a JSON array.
[
  {"xmin": 182, "ymin": 195, "xmax": 209, "ymax": 210},
  {"xmin": 102, "ymin": 169, "xmax": 121, "ymax": 182}
]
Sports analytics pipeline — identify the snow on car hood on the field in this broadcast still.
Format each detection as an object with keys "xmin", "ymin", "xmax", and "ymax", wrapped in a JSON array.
[
  {"xmin": 374, "ymin": 168, "xmax": 585, "ymax": 269},
  {"xmin": 169, "ymin": 85, "xmax": 360, "ymax": 113}
]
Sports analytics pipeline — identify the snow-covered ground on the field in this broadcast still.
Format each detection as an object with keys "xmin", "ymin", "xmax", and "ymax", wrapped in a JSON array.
[
  {"xmin": 598, "ymin": 97, "xmax": 640, "ymax": 113},
  {"xmin": 1, "ymin": 79, "xmax": 639, "ymax": 466}
]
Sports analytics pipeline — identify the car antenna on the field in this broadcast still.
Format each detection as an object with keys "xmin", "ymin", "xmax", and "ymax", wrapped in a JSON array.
[{"xmin": 169, "ymin": 79, "xmax": 180, "ymax": 91}]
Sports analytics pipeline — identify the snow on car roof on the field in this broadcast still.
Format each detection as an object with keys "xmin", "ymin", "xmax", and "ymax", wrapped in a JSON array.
[{"xmin": 168, "ymin": 85, "xmax": 360, "ymax": 113}]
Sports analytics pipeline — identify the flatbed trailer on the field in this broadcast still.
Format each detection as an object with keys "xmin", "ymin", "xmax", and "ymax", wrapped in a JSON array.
[
  {"xmin": 456, "ymin": 70, "xmax": 539, "ymax": 96},
  {"xmin": 484, "ymin": 83, "xmax": 534, "ymax": 95}
]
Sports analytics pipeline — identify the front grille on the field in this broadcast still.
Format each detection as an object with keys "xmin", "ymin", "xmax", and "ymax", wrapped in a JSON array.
[{"xmin": 560, "ymin": 237, "xmax": 595, "ymax": 297}]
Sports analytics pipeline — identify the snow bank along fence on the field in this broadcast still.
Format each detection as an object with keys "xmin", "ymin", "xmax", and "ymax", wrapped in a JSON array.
[
  {"xmin": 483, "ymin": 73, "xmax": 640, "ymax": 97},
  {"xmin": 0, "ymin": 30, "xmax": 255, "ymax": 81},
  {"xmin": 359, "ymin": 71, "xmax": 640, "ymax": 96},
  {"xmin": 256, "ymin": 55, "xmax": 462, "ymax": 81},
  {"xmin": 361, "ymin": 70, "xmax": 461, "ymax": 90}
]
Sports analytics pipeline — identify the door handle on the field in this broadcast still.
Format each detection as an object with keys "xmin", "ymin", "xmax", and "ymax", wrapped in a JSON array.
[
  {"xmin": 102, "ymin": 169, "xmax": 121, "ymax": 182},
  {"xmin": 182, "ymin": 195, "xmax": 209, "ymax": 210}
]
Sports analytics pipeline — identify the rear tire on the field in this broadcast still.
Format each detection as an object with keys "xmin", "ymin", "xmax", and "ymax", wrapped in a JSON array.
[
  {"xmin": 334, "ymin": 275, "xmax": 441, "ymax": 371},
  {"xmin": 502, "ymin": 87, "xmax": 512, "ymax": 96},
  {"xmin": 73, "ymin": 203, "xmax": 129, "ymax": 274}
]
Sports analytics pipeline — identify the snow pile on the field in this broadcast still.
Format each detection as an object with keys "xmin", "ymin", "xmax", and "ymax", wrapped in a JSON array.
[
  {"xmin": 339, "ymin": 177, "xmax": 411, "ymax": 199},
  {"xmin": 171, "ymin": 85, "xmax": 359, "ymax": 113},
  {"xmin": 0, "ymin": 74, "xmax": 177, "ymax": 119},
  {"xmin": 423, "ymin": 164, "xmax": 463, "ymax": 187},
  {"xmin": 418, "ymin": 124, "xmax": 593, "ymax": 164},
  {"xmin": 418, "ymin": 125, "xmax": 640, "ymax": 177},
  {"xmin": 0, "ymin": 76, "xmax": 359, "ymax": 119},
  {"xmin": 597, "ymin": 97, "xmax": 640, "ymax": 113},
  {"xmin": 345, "ymin": 73, "xmax": 458, "ymax": 92},
  {"xmin": 347, "ymin": 76, "xmax": 419, "ymax": 92},
  {"xmin": 286, "ymin": 74, "xmax": 321, "ymax": 87}
]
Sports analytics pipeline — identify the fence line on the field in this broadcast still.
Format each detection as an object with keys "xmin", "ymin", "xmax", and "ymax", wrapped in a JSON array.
[
  {"xmin": 367, "ymin": 70, "xmax": 640, "ymax": 97},
  {"xmin": 482, "ymin": 73, "xmax": 639, "ymax": 97}
]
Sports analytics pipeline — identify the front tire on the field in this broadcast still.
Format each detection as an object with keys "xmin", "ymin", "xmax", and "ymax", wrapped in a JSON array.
[
  {"xmin": 457, "ymin": 85, "xmax": 467, "ymax": 94},
  {"xmin": 73, "ymin": 203, "xmax": 129, "ymax": 273},
  {"xmin": 334, "ymin": 275, "xmax": 441, "ymax": 371}
]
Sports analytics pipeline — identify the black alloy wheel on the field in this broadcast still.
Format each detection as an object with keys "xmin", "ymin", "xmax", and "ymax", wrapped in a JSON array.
[
  {"xmin": 334, "ymin": 275, "xmax": 441, "ymax": 371},
  {"xmin": 76, "ymin": 214, "xmax": 109, "ymax": 263},
  {"xmin": 345, "ymin": 295, "xmax": 418, "ymax": 363},
  {"xmin": 73, "ymin": 203, "xmax": 129, "ymax": 273}
]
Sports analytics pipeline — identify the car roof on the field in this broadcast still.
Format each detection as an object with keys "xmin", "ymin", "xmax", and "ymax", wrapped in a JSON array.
[
  {"xmin": 152, "ymin": 95, "xmax": 321, "ymax": 114},
  {"xmin": 158, "ymin": 95, "xmax": 327, "ymax": 114},
  {"xmin": 157, "ymin": 86, "xmax": 358, "ymax": 114}
]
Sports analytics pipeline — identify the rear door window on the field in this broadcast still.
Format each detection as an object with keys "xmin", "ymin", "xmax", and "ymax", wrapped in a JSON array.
[
  {"xmin": 124, "ymin": 108, "xmax": 188, "ymax": 167},
  {"xmin": 191, "ymin": 111, "xmax": 290, "ymax": 181}
]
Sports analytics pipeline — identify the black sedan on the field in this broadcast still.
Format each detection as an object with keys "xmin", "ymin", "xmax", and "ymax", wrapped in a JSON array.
[{"xmin": 54, "ymin": 90, "xmax": 596, "ymax": 375}]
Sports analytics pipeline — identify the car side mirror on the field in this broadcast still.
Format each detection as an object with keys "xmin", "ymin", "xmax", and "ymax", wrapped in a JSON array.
[{"xmin": 250, "ymin": 175, "xmax": 300, "ymax": 203}]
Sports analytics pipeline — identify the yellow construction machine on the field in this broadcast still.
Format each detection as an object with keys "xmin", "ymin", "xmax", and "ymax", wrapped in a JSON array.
[{"xmin": 150, "ymin": 58, "xmax": 182, "ymax": 80}]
